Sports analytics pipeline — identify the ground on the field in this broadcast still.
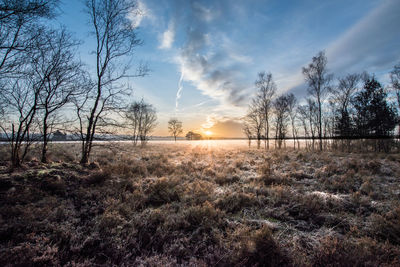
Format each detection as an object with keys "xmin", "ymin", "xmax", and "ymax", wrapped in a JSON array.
[{"xmin": 0, "ymin": 142, "xmax": 400, "ymax": 266}]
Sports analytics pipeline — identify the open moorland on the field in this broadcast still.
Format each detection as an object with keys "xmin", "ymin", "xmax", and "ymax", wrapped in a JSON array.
[{"xmin": 1, "ymin": 141, "xmax": 400, "ymax": 266}]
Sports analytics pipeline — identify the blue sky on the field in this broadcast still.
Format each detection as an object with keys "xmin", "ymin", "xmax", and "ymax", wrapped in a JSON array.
[{"xmin": 56, "ymin": 0, "xmax": 400, "ymax": 137}]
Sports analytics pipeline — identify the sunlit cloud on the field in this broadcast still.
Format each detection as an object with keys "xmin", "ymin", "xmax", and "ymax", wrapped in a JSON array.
[
  {"xmin": 159, "ymin": 21, "xmax": 175, "ymax": 50},
  {"xmin": 129, "ymin": 0, "xmax": 154, "ymax": 28}
]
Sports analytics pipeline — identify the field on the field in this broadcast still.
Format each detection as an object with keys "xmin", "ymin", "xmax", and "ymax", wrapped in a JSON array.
[{"xmin": 1, "ymin": 141, "xmax": 400, "ymax": 266}]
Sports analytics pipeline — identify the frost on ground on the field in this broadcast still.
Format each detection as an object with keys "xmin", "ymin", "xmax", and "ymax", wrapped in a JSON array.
[{"xmin": 0, "ymin": 142, "xmax": 400, "ymax": 266}]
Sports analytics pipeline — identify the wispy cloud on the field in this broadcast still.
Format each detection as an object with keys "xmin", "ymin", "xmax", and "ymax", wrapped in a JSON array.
[
  {"xmin": 174, "ymin": 1, "xmax": 252, "ymax": 111},
  {"xmin": 159, "ymin": 21, "xmax": 175, "ymax": 50},
  {"xmin": 130, "ymin": 0, "xmax": 154, "ymax": 28},
  {"xmin": 326, "ymin": 0, "xmax": 400, "ymax": 74}
]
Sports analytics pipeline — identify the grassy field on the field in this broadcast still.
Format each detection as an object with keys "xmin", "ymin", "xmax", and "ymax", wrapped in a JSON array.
[{"xmin": 1, "ymin": 142, "xmax": 400, "ymax": 266}]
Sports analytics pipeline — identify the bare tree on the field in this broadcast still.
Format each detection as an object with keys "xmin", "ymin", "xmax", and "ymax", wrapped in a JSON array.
[
  {"xmin": 0, "ymin": 0, "xmax": 58, "ymax": 77},
  {"xmin": 302, "ymin": 51, "xmax": 332, "ymax": 151},
  {"xmin": 168, "ymin": 118, "xmax": 183, "ymax": 142},
  {"xmin": 297, "ymin": 105, "xmax": 309, "ymax": 149},
  {"xmin": 286, "ymin": 93, "xmax": 298, "ymax": 149},
  {"xmin": 329, "ymin": 73, "xmax": 360, "ymax": 149},
  {"xmin": 245, "ymin": 99, "xmax": 264, "ymax": 149},
  {"xmin": 0, "ymin": 76, "xmax": 41, "ymax": 167},
  {"xmin": 125, "ymin": 99, "xmax": 157, "ymax": 146},
  {"xmin": 274, "ymin": 94, "xmax": 289, "ymax": 149},
  {"xmin": 79, "ymin": 0, "xmax": 147, "ymax": 164},
  {"xmin": 303, "ymin": 99, "xmax": 318, "ymax": 150},
  {"xmin": 30, "ymin": 28, "xmax": 83, "ymax": 163},
  {"xmin": 255, "ymin": 71, "xmax": 276, "ymax": 149},
  {"xmin": 242, "ymin": 122, "xmax": 252, "ymax": 147}
]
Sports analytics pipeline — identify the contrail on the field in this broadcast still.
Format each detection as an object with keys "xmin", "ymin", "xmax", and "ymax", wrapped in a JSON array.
[{"xmin": 175, "ymin": 70, "xmax": 184, "ymax": 112}]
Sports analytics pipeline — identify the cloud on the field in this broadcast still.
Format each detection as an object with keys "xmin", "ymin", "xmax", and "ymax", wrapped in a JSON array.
[
  {"xmin": 174, "ymin": 1, "xmax": 252, "ymax": 111},
  {"xmin": 277, "ymin": 0, "xmax": 400, "ymax": 98},
  {"xmin": 130, "ymin": 0, "xmax": 154, "ymax": 28},
  {"xmin": 326, "ymin": 0, "xmax": 400, "ymax": 74},
  {"xmin": 201, "ymin": 115, "xmax": 244, "ymax": 138},
  {"xmin": 159, "ymin": 21, "xmax": 175, "ymax": 50}
]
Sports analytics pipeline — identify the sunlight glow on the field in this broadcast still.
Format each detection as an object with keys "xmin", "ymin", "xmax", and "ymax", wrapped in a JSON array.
[{"xmin": 205, "ymin": 130, "xmax": 212, "ymax": 136}]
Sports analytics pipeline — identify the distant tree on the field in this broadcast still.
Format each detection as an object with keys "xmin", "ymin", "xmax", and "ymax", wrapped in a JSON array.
[
  {"xmin": 245, "ymin": 98, "xmax": 264, "ymax": 149},
  {"xmin": 390, "ymin": 63, "xmax": 400, "ymax": 136},
  {"xmin": 125, "ymin": 99, "xmax": 157, "ymax": 146},
  {"xmin": 185, "ymin": 131, "xmax": 202, "ymax": 140},
  {"xmin": 79, "ymin": 0, "xmax": 147, "ymax": 164},
  {"xmin": 242, "ymin": 123, "xmax": 252, "ymax": 147},
  {"xmin": 330, "ymin": 73, "xmax": 360, "ymax": 138},
  {"xmin": 286, "ymin": 93, "xmax": 298, "ymax": 149},
  {"xmin": 273, "ymin": 94, "xmax": 290, "ymax": 149},
  {"xmin": 306, "ymin": 99, "xmax": 318, "ymax": 150},
  {"xmin": 352, "ymin": 77, "xmax": 397, "ymax": 139},
  {"xmin": 254, "ymin": 71, "xmax": 276, "ymax": 149},
  {"xmin": 168, "ymin": 118, "xmax": 183, "ymax": 142},
  {"xmin": 302, "ymin": 51, "xmax": 332, "ymax": 150}
]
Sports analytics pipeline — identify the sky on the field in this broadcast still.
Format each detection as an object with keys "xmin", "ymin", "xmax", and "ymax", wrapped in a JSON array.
[{"xmin": 56, "ymin": 0, "xmax": 400, "ymax": 137}]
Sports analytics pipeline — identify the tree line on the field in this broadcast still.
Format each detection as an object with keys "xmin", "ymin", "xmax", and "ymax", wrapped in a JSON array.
[{"xmin": 244, "ymin": 51, "xmax": 399, "ymax": 152}]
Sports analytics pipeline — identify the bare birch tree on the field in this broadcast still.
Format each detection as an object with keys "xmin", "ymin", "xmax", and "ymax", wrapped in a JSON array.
[
  {"xmin": 302, "ymin": 51, "xmax": 332, "ymax": 151},
  {"xmin": 79, "ymin": 0, "xmax": 147, "ymax": 164},
  {"xmin": 254, "ymin": 71, "xmax": 276, "ymax": 149},
  {"xmin": 30, "ymin": 28, "xmax": 83, "ymax": 163}
]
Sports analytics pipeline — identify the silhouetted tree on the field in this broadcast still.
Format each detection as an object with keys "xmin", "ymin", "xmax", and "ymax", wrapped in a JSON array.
[
  {"xmin": 30, "ymin": 28, "xmax": 83, "ymax": 163},
  {"xmin": 185, "ymin": 131, "xmax": 202, "ymax": 140},
  {"xmin": 330, "ymin": 73, "xmax": 360, "ymax": 138},
  {"xmin": 79, "ymin": 0, "xmax": 147, "ymax": 164},
  {"xmin": 0, "ymin": 76, "xmax": 41, "ymax": 167},
  {"xmin": 0, "ymin": 0, "xmax": 58, "ymax": 77},
  {"xmin": 254, "ymin": 71, "xmax": 276, "ymax": 149},
  {"xmin": 352, "ymin": 77, "xmax": 397, "ymax": 150},
  {"xmin": 245, "ymin": 98, "xmax": 264, "ymax": 149},
  {"xmin": 302, "ymin": 51, "xmax": 332, "ymax": 150},
  {"xmin": 286, "ymin": 93, "xmax": 298, "ymax": 149},
  {"xmin": 168, "ymin": 118, "xmax": 183, "ymax": 142},
  {"xmin": 274, "ymin": 94, "xmax": 290, "ymax": 149},
  {"xmin": 242, "ymin": 123, "xmax": 252, "ymax": 147},
  {"xmin": 125, "ymin": 99, "xmax": 157, "ymax": 146}
]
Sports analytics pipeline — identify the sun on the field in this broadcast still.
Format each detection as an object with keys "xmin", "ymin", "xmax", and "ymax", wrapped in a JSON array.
[{"xmin": 205, "ymin": 130, "xmax": 212, "ymax": 136}]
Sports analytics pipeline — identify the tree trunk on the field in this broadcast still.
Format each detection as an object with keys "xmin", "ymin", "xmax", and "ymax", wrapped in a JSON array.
[{"xmin": 41, "ymin": 112, "xmax": 49, "ymax": 163}]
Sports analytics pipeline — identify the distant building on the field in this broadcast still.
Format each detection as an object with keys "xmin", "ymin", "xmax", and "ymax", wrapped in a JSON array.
[
  {"xmin": 185, "ymin": 131, "xmax": 202, "ymax": 140},
  {"xmin": 52, "ymin": 130, "xmax": 67, "ymax": 141}
]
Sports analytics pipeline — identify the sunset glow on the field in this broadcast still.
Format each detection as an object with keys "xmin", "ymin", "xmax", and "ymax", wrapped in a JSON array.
[{"xmin": 205, "ymin": 130, "xmax": 212, "ymax": 136}]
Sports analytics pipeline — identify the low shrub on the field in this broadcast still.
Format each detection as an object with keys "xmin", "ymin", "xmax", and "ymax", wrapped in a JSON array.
[
  {"xmin": 236, "ymin": 226, "xmax": 290, "ymax": 266},
  {"xmin": 215, "ymin": 193, "xmax": 258, "ymax": 213}
]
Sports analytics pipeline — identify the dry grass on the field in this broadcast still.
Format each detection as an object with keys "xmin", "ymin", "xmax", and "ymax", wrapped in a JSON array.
[{"xmin": 0, "ymin": 142, "xmax": 400, "ymax": 266}]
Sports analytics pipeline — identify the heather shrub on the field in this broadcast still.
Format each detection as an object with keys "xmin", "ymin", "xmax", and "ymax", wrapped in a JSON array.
[
  {"xmin": 40, "ymin": 175, "xmax": 66, "ymax": 196},
  {"xmin": 145, "ymin": 177, "xmax": 180, "ymax": 206},
  {"xmin": 181, "ymin": 180, "xmax": 213, "ymax": 205},
  {"xmin": 367, "ymin": 207, "xmax": 400, "ymax": 245},
  {"xmin": 236, "ymin": 226, "xmax": 290, "ymax": 266},
  {"xmin": 365, "ymin": 160, "xmax": 381, "ymax": 174},
  {"xmin": 312, "ymin": 236, "xmax": 400, "ymax": 266},
  {"xmin": 215, "ymin": 193, "xmax": 258, "ymax": 213},
  {"xmin": 86, "ymin": 169, "xmax": 111, "ymax": 185},
  {"xmin": 215, "ymin": 173, "xmax": 240, "ymax": 185}
]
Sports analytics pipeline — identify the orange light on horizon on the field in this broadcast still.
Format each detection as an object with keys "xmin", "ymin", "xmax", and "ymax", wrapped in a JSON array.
[{"xmin": 205, "ymin": 130, "xmax": 212, "ymax": 136}]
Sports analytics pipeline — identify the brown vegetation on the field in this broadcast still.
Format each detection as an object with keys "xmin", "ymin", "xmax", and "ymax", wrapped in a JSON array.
[{"xmin": 0, "ymin": 142, "xmax": 400, "ymax": 266}]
